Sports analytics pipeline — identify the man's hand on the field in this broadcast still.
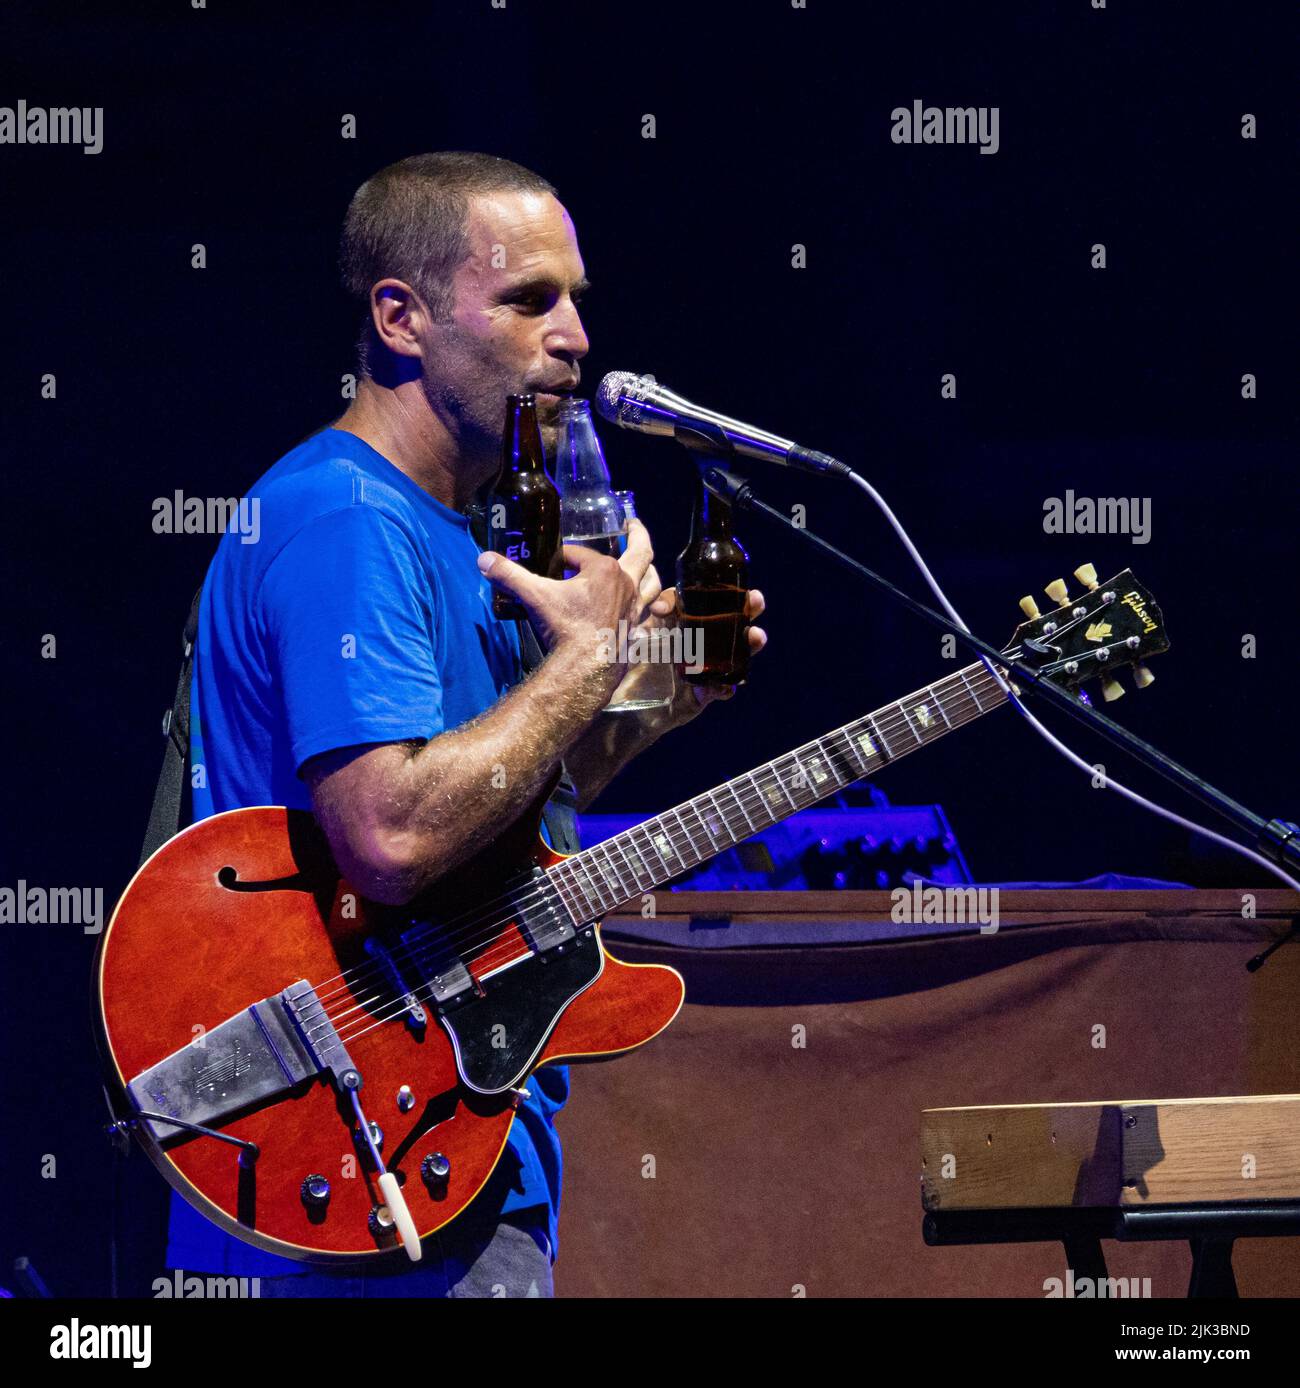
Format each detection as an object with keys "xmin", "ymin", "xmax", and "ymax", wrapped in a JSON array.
[
  {"xmin": 478, "ymin": 516, "xmax": 767, "ymax": 809},
  {"xmin": 559, "ymin": 582, "xmax": 767, "ymax": 809},
  {"xmin": 633, "ymin": 583, "xmax": 768, "ymax": 727},
  {"xmin": 604, "ymin": 574, "xmax": 765, "ymax": 727},
  {"xmin": 477, "ymin": 518, "xmax": 661, "ymax": 699}
]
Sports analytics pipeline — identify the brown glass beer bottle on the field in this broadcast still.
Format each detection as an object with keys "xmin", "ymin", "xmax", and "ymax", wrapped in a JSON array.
[
  {"xmin": 676, "ymin": 475, "xmax": 751, "ymax": 685},
  {"xmin": 487, "ymin": 394, "xmax": 561, "ymax": 620}
]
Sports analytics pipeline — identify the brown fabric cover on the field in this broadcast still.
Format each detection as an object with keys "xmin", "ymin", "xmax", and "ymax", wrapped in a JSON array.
[{"xmin": 553, "ymin": 891, "xmax": 1300, "ymax": 1297}]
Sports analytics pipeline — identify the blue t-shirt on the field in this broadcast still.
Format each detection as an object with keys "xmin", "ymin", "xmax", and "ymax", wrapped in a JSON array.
[{"xmin": 166, "ymin": 427, "xmax": 569, "ymax": 1277}]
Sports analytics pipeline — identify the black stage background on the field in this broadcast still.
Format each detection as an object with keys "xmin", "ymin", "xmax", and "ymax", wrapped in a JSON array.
[{"xmin": 0, "ymin": 1, "xmax": 1295, "ymax": 1297}]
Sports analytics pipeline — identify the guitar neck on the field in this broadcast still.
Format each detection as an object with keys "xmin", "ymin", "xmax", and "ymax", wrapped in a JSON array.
[{"xmin": 548, "ymin": 659, "xmax": 1011, "ymax": 924}]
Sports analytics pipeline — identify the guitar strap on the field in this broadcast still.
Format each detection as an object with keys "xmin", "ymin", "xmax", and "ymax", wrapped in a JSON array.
[
  {"xmin": 138, "ymin": 586, "xmax": 203, "ymax": 868},
  {"xmin": 516, "ymin": 617, "xmax": 583, "ymax": 855},
  {"xmin": 137, "ymin": 589, "xmax": 584, "ymax": 868}
]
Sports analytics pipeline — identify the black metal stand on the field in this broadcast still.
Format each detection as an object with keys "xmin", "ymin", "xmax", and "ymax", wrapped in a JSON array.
[
  {"xmin": 924, "ymin": 1202, "xmax": 1300, "ymax": 1297},
  {"xmin": 100, "ymin": 1089, "xmax": 261, "ymax": 1298},
  {"xmin": 107, "ymin": 1110, "xmax": 261, "ymax": 1158},
  {"xmin": 673, "ymin": 427, "xmax": 1300, "ymax": 886}
]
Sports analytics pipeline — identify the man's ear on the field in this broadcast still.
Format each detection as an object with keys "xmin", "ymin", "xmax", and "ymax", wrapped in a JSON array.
[{"xmin": 368, "ymin": 278, "xmax": 426, "ymax": 360}]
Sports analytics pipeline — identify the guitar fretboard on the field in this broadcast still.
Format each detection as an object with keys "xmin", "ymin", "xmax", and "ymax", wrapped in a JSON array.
[{"xmin": 547, "ymin": 660, "xmax": 1009, "ymax": 924}]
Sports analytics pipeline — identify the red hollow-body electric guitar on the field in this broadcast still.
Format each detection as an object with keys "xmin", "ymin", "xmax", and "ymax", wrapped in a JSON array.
[{"xmin": 95, "ymin": 565, "xmax": 1167, "ymax": 1263}]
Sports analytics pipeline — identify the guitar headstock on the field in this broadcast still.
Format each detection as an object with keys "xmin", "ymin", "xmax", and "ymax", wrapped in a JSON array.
[{"xmin": 1002, "ymin": 563, "xmax": 1169, "ymax": 701}]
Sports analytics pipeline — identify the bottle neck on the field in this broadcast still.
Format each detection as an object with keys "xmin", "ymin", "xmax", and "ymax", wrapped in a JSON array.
[
  {"xmin": 690, "ymin": 478, "xmax": 733, "ymax": 540},
  {"xmin": 502, "ymin": 397, "xmax": 546, "ymax": 474},
  {"xmin": 556, "ymin": 400, "xmax": 612, "ymax": 493}
]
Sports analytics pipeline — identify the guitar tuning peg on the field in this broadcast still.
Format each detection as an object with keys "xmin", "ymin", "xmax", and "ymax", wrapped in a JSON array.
[
  {"xmin": 1044, "ymin": 578, "xmax": 1070, "ymax": 607},
  {"xmin": 1133, "ymin": 664, "xmax": 1155, "ymax": 689},
  {"xmin": 1019, "ymin": 596, "xmax": 1041, "ymax": 620},
  {"xmin": 1101, "ymin": 676, "xmax": 1125, "ymax": 702},
  {"xmin": 1073, "ymin": 563, "xmax": 1099, "ymax": 590}
]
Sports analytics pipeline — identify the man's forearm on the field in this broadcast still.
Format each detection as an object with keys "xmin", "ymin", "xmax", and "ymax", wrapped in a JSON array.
[{"xmin": 312, "ymin": 645, "xmax": 615, "ymax": 902}]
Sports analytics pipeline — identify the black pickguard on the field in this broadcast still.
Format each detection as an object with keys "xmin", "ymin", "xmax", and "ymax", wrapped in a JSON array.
[{"xmin": 438, "ymin": 928, "xmax": 601, "ymax": 1093}]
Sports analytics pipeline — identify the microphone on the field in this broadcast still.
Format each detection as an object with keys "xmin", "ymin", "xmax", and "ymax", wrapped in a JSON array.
[{"xmin": 594, "ymin": 371, "xmax": 851, "ymax": 478}]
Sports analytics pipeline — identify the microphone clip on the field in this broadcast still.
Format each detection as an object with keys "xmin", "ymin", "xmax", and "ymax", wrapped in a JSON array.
[{"xmin": 673, "ymin": 421, "xmax": 754, "ymax": 509}]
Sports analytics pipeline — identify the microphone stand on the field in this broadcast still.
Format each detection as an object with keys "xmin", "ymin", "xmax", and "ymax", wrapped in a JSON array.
[{"xmin": 673, "ymin": 423, "xmax": 1300, "ymax": 889}]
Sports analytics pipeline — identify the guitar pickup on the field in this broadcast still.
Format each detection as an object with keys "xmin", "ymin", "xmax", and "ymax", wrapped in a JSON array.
[
  {"xmin": 396, "ymin": 868, "xmax": 576, "ymax": 1017},
  {"xmin": 399, "ymin": 925, "xmax": 476, "ymax": 1011},
  {"xmin": 364, "ymin": 937, "xmax": 427, "ymax": 1033},
  {"xmin": 513, "ymin": 867, "xmax": 576, "ymax": 953}
]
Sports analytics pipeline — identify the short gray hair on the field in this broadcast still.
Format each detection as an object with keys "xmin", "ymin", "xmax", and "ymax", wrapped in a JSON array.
[{"xmin": 340, "ymin": 151, "xmax": 558, "ymax": 373}]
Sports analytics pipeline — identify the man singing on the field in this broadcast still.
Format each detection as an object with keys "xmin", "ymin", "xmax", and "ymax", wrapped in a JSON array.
[{"xmin": 165, "ymin": 151, "xmax": 766, "ymax": 1297}]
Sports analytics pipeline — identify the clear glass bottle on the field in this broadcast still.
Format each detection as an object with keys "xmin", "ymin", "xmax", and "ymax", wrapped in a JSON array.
[
  {"xmin": 553, "ymin": 402, "xmax": 675, "ymax": 712},
  {"xmin": 555, "ymin": 399, "xmax": 626, "ymax": 567}
]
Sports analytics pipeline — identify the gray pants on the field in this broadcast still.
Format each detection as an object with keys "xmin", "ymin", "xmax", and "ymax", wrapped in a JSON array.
[{"xmin": 257, "ymin": 1212, "xmax": 553, "ymax": 1299}]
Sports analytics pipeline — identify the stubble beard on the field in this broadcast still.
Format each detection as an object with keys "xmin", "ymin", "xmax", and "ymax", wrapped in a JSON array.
[
  {"xmin": 420, "ymin": 330, "xmax": 561, "ymax": 485},
  {"xmin": 418, "ymin": 358, "xmax": 505, "ymax": 491}
]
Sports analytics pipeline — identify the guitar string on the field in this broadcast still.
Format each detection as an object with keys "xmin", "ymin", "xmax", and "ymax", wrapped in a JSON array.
[
  {"xmin": 295, "ymin": 591, "xmax": 1114, "ymax": 1026},
  {"xmin": 299, "ymin": 665, "xmax": 1011, "ymax": 1044},
  {"xmin": 299, "ymin": 667, "xmax": 1010, "ymax": 1043},
  {"xmin": 326, "ymin": 691, "xmax": 1004, "ymax": 1051},
  {"xmin": 297, "ymin": 663, "xmax": 1006, "ymax": 1026},
  {"xmin": 409, "ymin": 677, "xmax": 998, "ymax": 979},
  {"xmin": 299, "ymin": 668, "xmax": 1011, "ymax": 1047},
  {"xmin": 334, "ymin": 598, "xmax": 1136, "ymax": 1039},
  {"xmin": 306, "ymin": 657, "xmax": 1016, "ymax": 1011}
]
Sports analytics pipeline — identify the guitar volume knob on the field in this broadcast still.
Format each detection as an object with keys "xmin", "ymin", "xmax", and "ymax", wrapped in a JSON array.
[
  {"xmin": 421, "ymin": 1152, "xmax": 451, "ymax": 1189},
  {"xmin": 368, "ymin": 1205, "xmax": 396, "ymax": 1237},
  {"xmin": 300, "ymin": 1174, "xmax": 331, "ymax": 1207},
  {"xmin": 352, "ymin": 1121, "xmax": 384, "ymax": 1152}
]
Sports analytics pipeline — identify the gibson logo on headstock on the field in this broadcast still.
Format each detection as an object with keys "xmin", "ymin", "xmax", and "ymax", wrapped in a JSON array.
[{"xmin": 1121, "ymin": 590, "xmax": 1158, "ymax": 634}]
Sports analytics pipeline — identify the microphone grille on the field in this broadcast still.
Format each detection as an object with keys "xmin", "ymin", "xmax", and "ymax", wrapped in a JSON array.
[{"xmin": 595, "ymin": 371, "xmax": 654, "ymax": 427}]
